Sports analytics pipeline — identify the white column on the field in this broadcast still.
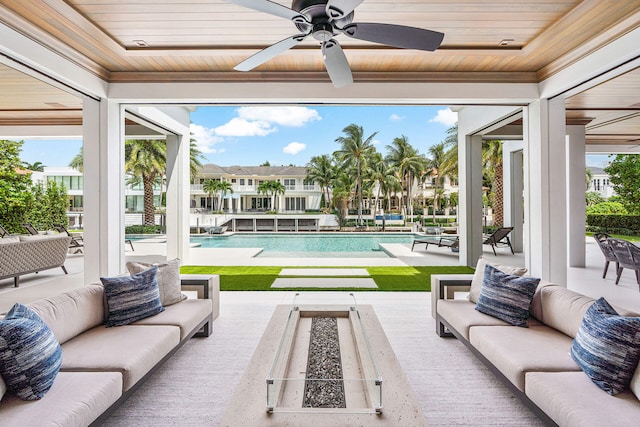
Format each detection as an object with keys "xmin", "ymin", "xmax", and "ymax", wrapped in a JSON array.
[
  {"xmin": 567, "ymin": 124, "xmax": 587, "ymax": 267},
  {"xmin": 503, "ymin": 141, "xmax": 524, "ymax": 252},
  {"xmin": 82, "ymin": 97, "xmax": 125, "ymax": 283},
  {"xmin": 165, "ymin": 133, "xmax": 190, "ymax": 261},
  {"xmin": 459, "ymin": 134, "xmax": 484, "ymax": 267},
  {"xmin": 523, "ymin": 98, "xmax": 567, "ymax": 284}
]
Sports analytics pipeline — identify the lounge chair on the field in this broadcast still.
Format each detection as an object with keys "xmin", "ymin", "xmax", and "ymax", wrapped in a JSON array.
[
  {"xmin": 0, "ymin": 223, "xmax": 8, "ymax": 237},
  {"xmin": 53, "ymin": 224, "xmax": 85, "ymax": 253},
  {"xmin": 593, "ymin": 233, "xmax": 619, "ymax": 278},
  {"xmin": 482, "ymin": 226, "xmax": 514, "ymax": 255},
  {"xmin": 608, "ymin": 238, "xmax": 640, "ymax": 288},
  {"xmin": 22, "ymin": 222, "xmax": 40, "ymax": 235},
  {"xmin": 412, "ymin": 235, "xmax": 459, "ymax": 251}
]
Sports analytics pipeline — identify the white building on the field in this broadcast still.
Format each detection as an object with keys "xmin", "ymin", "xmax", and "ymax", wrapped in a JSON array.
[{"xmin": 588, "ymin": 166, "xmax": 615, "ymax": 199}]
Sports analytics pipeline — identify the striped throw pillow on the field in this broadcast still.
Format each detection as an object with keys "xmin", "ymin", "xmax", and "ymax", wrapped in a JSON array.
[
  {"xmin": 0, "ymin": 303, "xmax": 62, "ymax": 400},
  {"xmin": 101, "ymin": 266, "xmax": 164, "ymax": 327},
  {"xmin": 475, "ymin": 264, "xmax": 540, "ymax": 327},
  {"xmin": 571, "ymin": 298, "xmax": 640, "ymax": 395}
]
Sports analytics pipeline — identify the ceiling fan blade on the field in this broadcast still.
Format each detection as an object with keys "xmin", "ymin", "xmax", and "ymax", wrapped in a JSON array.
[
  {"xmin": 342, "ymin": 22, "xmax": 444, "ymax": 51},
  {"xmin": 322, "ymin": 39, "xmax": 353, "ymax": 88},
  {"xmin": 326, "ymin": 0, "xmax": 364, "ymax": 20},
  {"xmin": 234, "ymin": 34, "xmax": 307, "ymax": 71},
  {"xmin": 224, "ymin": 0, "xmax": 308, "ymax": 23}
]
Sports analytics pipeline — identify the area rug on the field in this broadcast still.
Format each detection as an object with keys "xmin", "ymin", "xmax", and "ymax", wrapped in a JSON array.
[{"xmin": 220, "ymin": 304, "xmax": 427, "ymax": 426}]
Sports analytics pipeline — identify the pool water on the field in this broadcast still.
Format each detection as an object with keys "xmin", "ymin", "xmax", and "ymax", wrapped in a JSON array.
[{"xmin": 191, "ymin": 233, "xmax": 417, "ymax": 258}]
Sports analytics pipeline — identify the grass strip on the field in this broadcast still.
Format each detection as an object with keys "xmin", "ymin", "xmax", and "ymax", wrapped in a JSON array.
[{"xmin": 180, "ymin": 265, "xmax": 474, "ymax": 292}]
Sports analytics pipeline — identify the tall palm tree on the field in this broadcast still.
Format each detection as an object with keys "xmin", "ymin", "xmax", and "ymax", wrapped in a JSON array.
[
  {"xmin": 202, "ymin": 179, "xmax": 220, "ymax": 211},
  {"xmin": 426, "ymin": 142, "xmax": 448, "ymax": 222},
  {"xmin": 125, "ymin": 139, "xmax": 166, "ymax": 226},
  {"xmin": 385, "ymin": 135, "xmax": 425, "ymax": 221},
  {"xmin": 368, "ymin": 152, "xmax": 397, "ymax": 218},
  {"xmin": 189, "ymin": 141, "xmax": 205, "ymax": 183},
  {"xmin": 218, "ymin": 181, "xmax": 233, "ymax": 211},
  {"xmin": 270, "ymin": 181, "xmax": 286, "ymax": 211},
  {"xmin": 586, "ymin": 167, "xmax": 593, "ymax": 190},
  {"xmin": 441, "ymin": 123, "xmax": 459, "ymax": 178},
  {"xmin": 483, "ymin": 139, "xmax": 504, "ymax": 227},
  {"xmin": 334, "ymin": 124, "xmax": 378, "ymax": 226},
  {"xmin": 69, "ymin": 147, "xmax": 84, "ymax": 172},
  {"xmin": 306, "ymin": 154, "xmax": 335, "ymax": 210}
]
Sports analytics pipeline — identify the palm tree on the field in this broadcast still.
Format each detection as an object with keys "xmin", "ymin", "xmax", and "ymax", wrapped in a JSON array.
[
  {"xmin": 386, "ymin": 135, "xmax": 425, "ymax": 221},
  {"xmin": 218, "ymin": 181, "xmax": 233, "ymax": 211},
  {"xmin": 202, "ymin": 179, "xmax": 220, "ymax": 212},
  {"xmin": 189, "ymin": 141, "xmax": 205, "ymax": 183},
  {"xmin": 482, "ymin": 139, "xmax": 504, "ymax": 227},
  {"xmin": 69, "ymin": 148, "xmax": 83, "ymax": 172},
  {"xmin": 586, "ymin": 167, "xmax": 593, "ymax": 190},
  {"xmin": 426, "ymin": 142, "xmax": 448, "ymax": 222},
  {"xmin": 257, "ymin": 180, "xmax": 272, "ymax": 210},
  {"xmin": 24, "ymin": 161, "xmax": 45, "ymax": 171},
  {"xmin": 306, "ymin": 154, "xmax": 335, "ymax": 210},
  {"xmin": 334, "ymin": 124, "xmax": 378, "ymax": 226},
  {"xmin": 125, "ymin": 139, "xmax": 166, "ymax": 226},
  {"xmin": 270, "ymin": 181, "xmax": 286, "ymax": 211}
]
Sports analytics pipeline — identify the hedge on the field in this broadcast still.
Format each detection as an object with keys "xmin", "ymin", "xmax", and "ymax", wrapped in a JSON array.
[{"xmin": 586, "ymin": 214, "xmax": 640, "ymax": 236}]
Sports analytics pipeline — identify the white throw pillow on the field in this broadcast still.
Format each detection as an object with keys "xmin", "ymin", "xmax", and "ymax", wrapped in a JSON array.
[
  {"xmin": 468, "ymin": 257, "xmax": 527, "ymax": 303},
  {"xmin": 126, "ymin": 258, "xmax": 186, "ymax": 306}
]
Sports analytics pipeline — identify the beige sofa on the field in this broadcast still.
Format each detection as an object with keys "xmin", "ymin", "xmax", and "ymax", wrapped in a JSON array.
[
  {"xmin": 432, "ymin": 274, "xmax": 640, "ymax": 427},
  {"xmin": 0, "ymin": 234, "xmax": 72, "ymax": 287},
  {"xmin": 0, "ymin": 274, "xmax": 218, "ymax": 426}
]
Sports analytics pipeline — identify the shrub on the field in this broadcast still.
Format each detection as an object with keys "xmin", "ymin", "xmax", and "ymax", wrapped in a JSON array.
[
  {"xmin": 586, "ymin": 202, "xmax": 627, "ymax": 215},
  {"xmin": 125, "ymin": 225, "xmax": 164, "ymax": 234},
  {"xmin": 586, "ymin": 214, "xmax": 640, "ymax": 236}
]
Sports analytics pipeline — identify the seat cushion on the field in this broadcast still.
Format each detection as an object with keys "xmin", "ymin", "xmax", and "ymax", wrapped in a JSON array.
[
  {"xmin": 526, "ymin": 371, "xmax": 640, "ymax": 427},
  {"xmin": 0, "ymin": 303, "xmax": 62, "ymax": 400},
  {"xmin": 133, "ymin": 299, "xmax": 212, "ymax": 340},
  {"xmin": 570, "ymin": 298, "xmax": 640, "ymax": 395},
  {"xmin": 60, "ymin": 324, "xmax": 179, "ymax": 391},
  {"xmin": 437, "ymin": 300, "xmax": 510, "ymax": 340},
  {"xmin": 469, "ymin": 325, "xmax": 580, "ymax": 391},
  {"xmin": 101, "ymin": 267, "xmax": 164, "ymax": 327},
  {"xmin": 0, "ymin": 371, "xmax": 122, "ymax": 427}
]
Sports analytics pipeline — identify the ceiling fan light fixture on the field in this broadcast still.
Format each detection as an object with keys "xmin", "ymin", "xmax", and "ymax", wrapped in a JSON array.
[
  {"xmin": 132, "ymin": 39, "xmax": 149, "ymax": 48},
  {"xmin": 499, "ymin": 39, "xmax": 514, "ymax": 46}
]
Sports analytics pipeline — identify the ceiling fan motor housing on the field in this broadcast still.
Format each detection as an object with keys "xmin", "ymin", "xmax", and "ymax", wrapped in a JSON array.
[{"xmin": 292, "ymin": 0, "xmax": 354, "ymax": 33}]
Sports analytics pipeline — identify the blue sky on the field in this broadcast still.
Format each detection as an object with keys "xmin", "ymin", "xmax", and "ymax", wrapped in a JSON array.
[{"xmin": 18, "ymin": 105, "xmax": 610, "ymax": 168}]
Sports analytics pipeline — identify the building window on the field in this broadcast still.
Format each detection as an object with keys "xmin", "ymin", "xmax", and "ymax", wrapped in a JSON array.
[
  {"xmin": 240, "ymin": 179, "xmax": 245, "ymax": 185},
  {"xmin": 248, "ymin": 179, "xmax": 253, "ymax": 185},
  {"xmin": 231, "ymin": 178, "xmax": 236, "ymax": 184},
  {"xmin": 285, "ymin": 197, "xmax": 306, "ymax": 211},
  {"xmin": 284, "ymin": 179, "xmax": 296, "ymax": 190}
]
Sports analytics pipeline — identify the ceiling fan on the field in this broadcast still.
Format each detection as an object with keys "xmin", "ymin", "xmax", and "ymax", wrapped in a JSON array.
[{"xmin": 224, "ymin": 0, "xmax": 444, "ymax": 88}]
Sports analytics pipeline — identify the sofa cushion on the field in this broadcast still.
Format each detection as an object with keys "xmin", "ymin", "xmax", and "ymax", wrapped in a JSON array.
[
  {"xmin": 571, "ymin": 297, "xmax": 640, "ymax": 395},
  {"xmin": 0, "ymin": 236, "xmax": 20, "ymax": 244},
  {"xmin": 29, "ymin": 284, "xmax": 105, "ymax": 345},
  {"xmin": 1, "ymin": 372, "xmax": 6, "ymax": 400},
  {"xmin": 60, "ymin": 324, "xmax": 179, "ymax": 391},
  {"xmin": 470, "ymin": 325, "xmax": 580, "ymax": 391},
  {"xmin": 101, "ymin": 266, "xmax": 164, "ymax": 327},
  {"xmin": 0, "ymin": 303, "xmax": 62, "ymax": 400},
  {"xmin": 526, "ymin": 371, "xmax": 640, "ymax": 427},
  {"xmin": 133, "ymin": 298, "xmax": 212, "ymax": 340},
  {"xmin": 126, "ymin": 258, "xmax": 186, "ymax": 307},
  {"xmin": 475, "ymin": 265, "xmax": 540, "ymax": 327},
  {"xmin": 468, "ymin": 257, "xmax": 527, "ymax": 303},
  {"xmin": 536, "ymin": 285, "xmax": 594, "ymax": 338},
  {"xmin": 0, "ymin": 371, "xmax": 122, "ymax": 427}
]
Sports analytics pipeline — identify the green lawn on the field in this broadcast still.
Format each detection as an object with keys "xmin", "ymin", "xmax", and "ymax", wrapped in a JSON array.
[{"xmin": 180, "ymin": 265, "xmax": 474, "ymax": 291}]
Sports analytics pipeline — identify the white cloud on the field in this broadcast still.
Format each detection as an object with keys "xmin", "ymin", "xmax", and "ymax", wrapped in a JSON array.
[
  {"xmin": 214, "ymin": 118, "xmax": 276, "ymax": 137},
  {"xmin": 372, "ymin": 139, "xmax": 381, "ymax": 146},
  {"xmin": 429, "ymin": 108, "xmax": 458, "ymax": 126},
  {"xmin": 237, "ymin": 106, "xmax": 321, "ymax": 127},
  {"xmin": 283, "ymin": 142, "xmax": 306, "ymax": 155},
  {"xmin": 190, "ymin": 123, "xmax": 224, "ymax": 153},
  {"xmin": 389, "ymin": 113, "xmax": 404, "ymax": 122}
]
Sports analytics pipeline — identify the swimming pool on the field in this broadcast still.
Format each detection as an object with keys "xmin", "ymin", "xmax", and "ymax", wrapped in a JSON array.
[{"xmin": 191, "ymin": 233, "xmax": 417, "ymax": 258}]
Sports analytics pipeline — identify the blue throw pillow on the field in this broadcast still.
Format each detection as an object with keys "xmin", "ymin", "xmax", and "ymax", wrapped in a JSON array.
[
  {"xmin": 571, "ymin": 298, "xmax": 640, "ymax": 395},
  {"xmin": 101, "ymin": 266, "xmax": 164, "ymax": 327},
  {"xmin": 475, "ymin": 264, "xmax": 540, "ymax": 327},
  {"xmin": 0, "ymin": 303, "xmax": 62, "ymax": 400}
]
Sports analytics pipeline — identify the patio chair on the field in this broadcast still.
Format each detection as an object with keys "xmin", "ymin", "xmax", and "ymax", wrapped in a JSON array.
[
  {"xmin": 0, "ymin": 223, "xmax": 8, "ymax": 237},
  {"xmin": 608, "ymin": 238, "xmax": 640, "ymax": 288},
  {"xmin": 22, "ymin": 222, "xmax": 40, "ymax": 235},
  {"xmin": 482, "ymin": 226, "xmax": 515, "ymax": 256},
  {"xmin": 53, "ymin": 224, "xmax": 84, "ymax": 253},
  {"xmin": 593, "ymin": 233, "xmax": 619, "ymax": 278}
]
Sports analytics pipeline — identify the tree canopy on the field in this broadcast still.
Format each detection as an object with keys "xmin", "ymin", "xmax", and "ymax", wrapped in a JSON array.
[{"xmin": 605, "ymin": 155, "xmax": 640, "ymax": 214}]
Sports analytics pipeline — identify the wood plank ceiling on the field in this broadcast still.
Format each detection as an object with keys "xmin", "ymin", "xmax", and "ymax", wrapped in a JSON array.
[{"xmin": 0, "ymin": 0, "xmax": 638, "ymax": 145}]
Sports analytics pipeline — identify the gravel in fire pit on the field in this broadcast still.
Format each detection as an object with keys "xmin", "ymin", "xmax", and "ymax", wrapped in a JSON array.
[{"xmin": 302, "ymin": 317, "xmax": 346, "ymax": 408}]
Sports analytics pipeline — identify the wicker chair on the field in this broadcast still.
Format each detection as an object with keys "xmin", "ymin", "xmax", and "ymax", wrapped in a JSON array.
[
  {"xmin": 608, "ymin": 238, "xmax": 640, "ymax": 289},
  {"xmin": 593, "ymin": 233, "xmax": 619, "ymax": 278}
]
